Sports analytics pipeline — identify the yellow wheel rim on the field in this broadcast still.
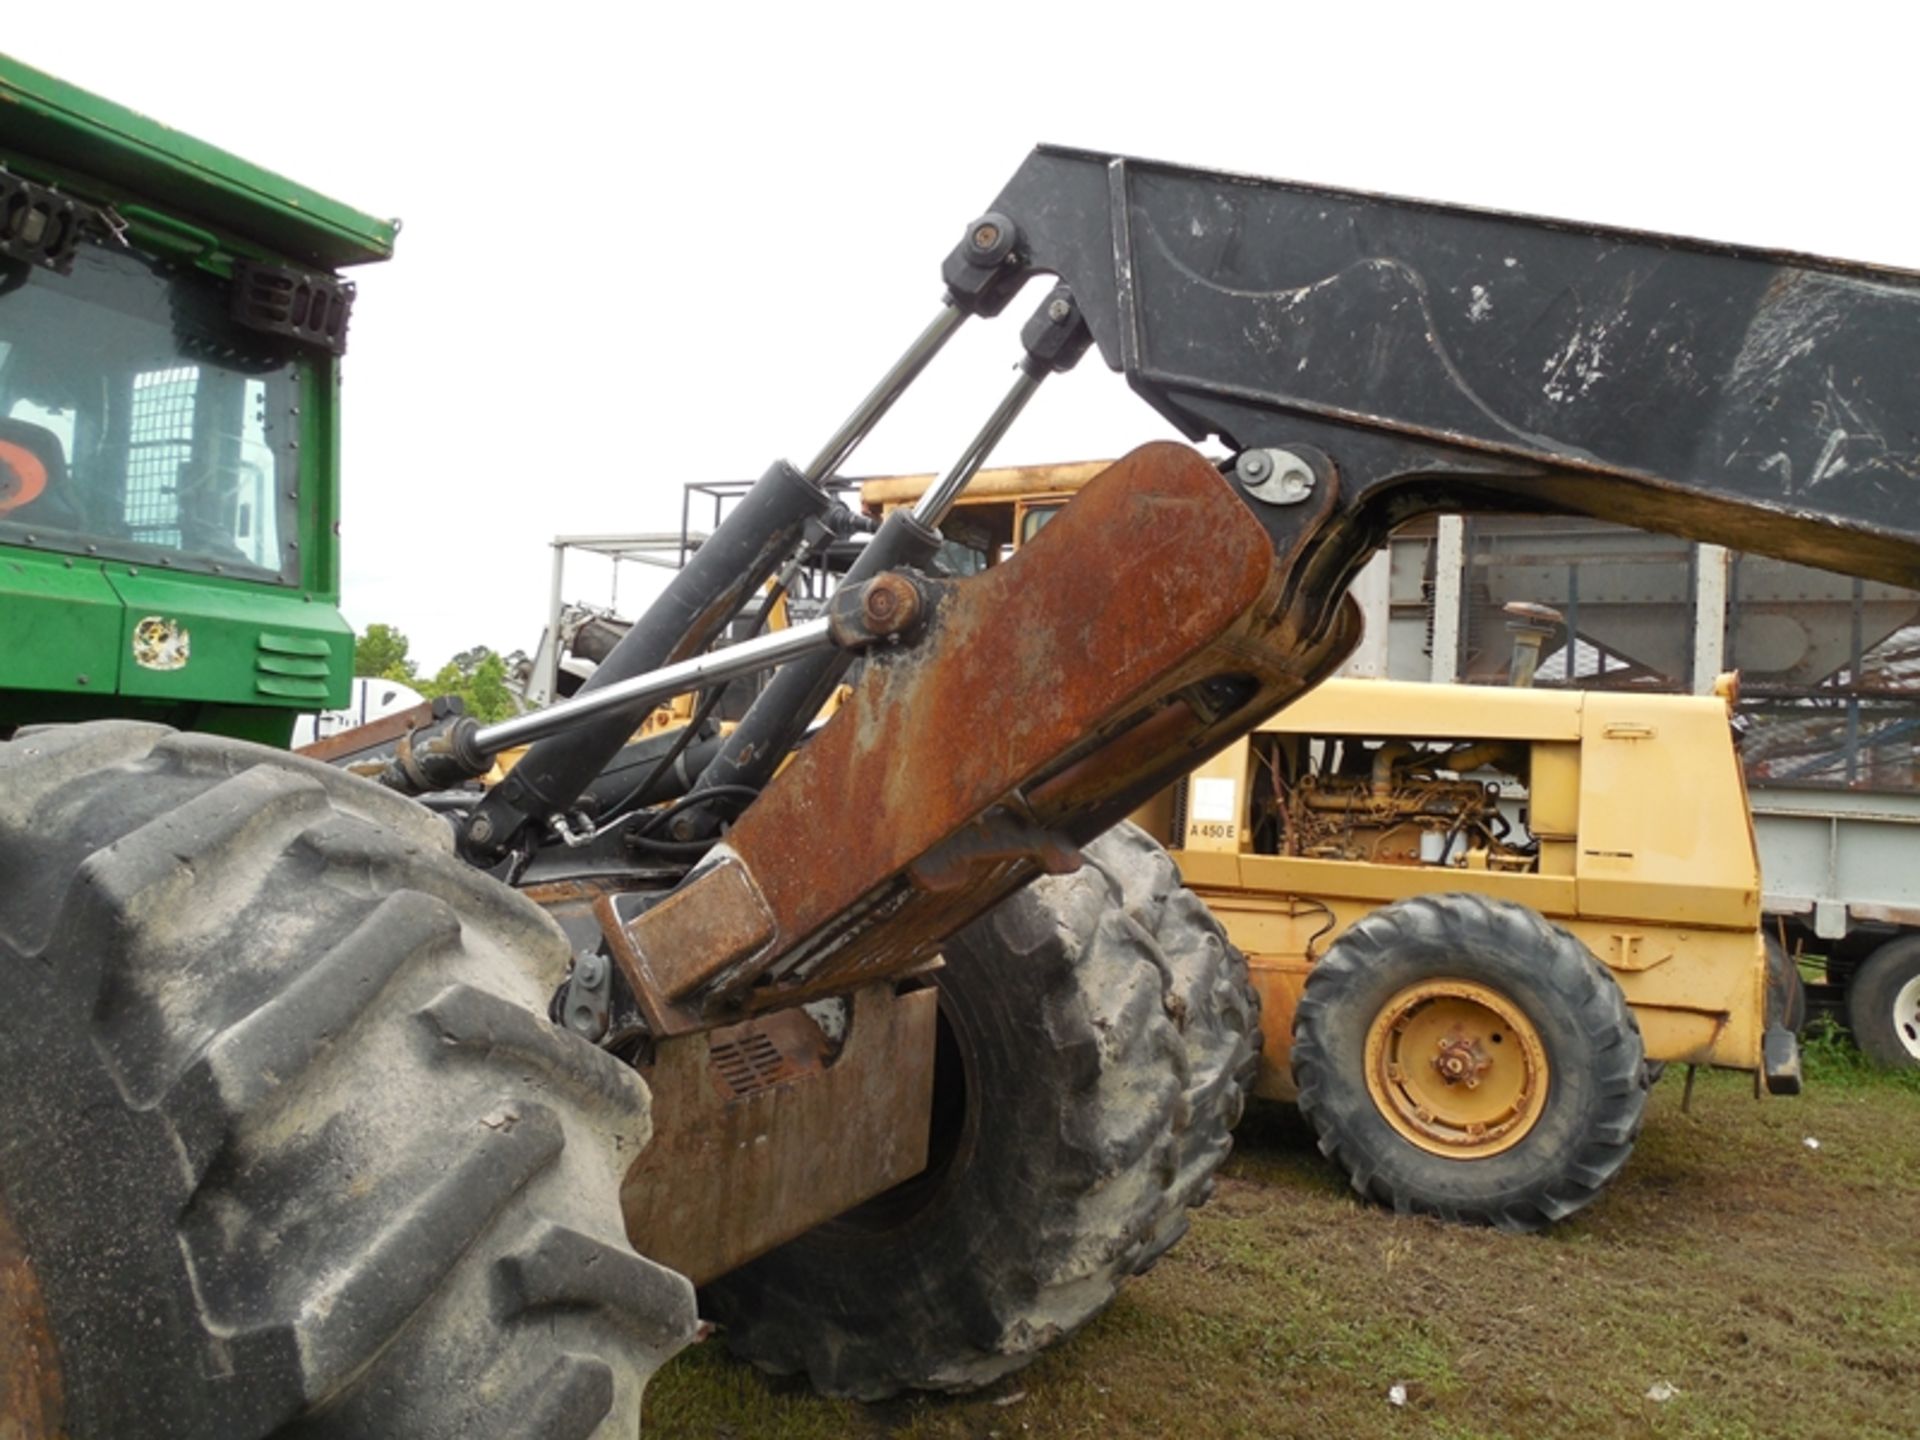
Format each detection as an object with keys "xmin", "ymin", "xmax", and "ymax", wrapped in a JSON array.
[{"xmin": 1363, "ymin": 979, "xmax": 1549, "ymax": 1158}]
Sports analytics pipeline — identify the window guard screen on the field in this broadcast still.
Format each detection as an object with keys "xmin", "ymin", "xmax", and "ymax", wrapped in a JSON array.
[{"xmin": 0, "ymin": 243, "xmax": 304, "ymax": 583}]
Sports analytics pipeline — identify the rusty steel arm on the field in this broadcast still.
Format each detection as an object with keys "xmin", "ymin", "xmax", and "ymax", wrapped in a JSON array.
[
  {"xmin": 983, "ymin": 147, "xmax": 1920, "ymax": 585},
  {"xmin": 607, "ymin": 443, "xmax": 1357, "ymax": 1035}
]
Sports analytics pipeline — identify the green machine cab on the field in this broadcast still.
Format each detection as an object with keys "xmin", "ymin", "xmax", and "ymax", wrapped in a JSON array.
[{"xmin": 0, "ymin": 54, "xmax": 395, "ymax": 743}]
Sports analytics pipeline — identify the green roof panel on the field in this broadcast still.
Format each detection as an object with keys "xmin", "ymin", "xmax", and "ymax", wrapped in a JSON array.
[{"xmin": 0, "ymin": 52, "xmax": 397, "ymax": 269}]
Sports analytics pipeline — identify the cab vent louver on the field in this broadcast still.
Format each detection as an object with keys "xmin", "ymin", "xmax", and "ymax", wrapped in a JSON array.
[{"xmin": 255, "ymin": 631, "xmax": 334, "ymax": 700}]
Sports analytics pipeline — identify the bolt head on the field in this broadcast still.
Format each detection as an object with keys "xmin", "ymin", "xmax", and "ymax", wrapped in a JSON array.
[
  {"xmin": 1238, "ymin": 448, "xmax": 1320, "ymax": 506},
  {"xmin": 860, "ymin": 574, "xmax": 922, "ymax": 637},
  {"xmin": 972, "ymin": 222, "xmax": 1001, "ymax": 251},
  {"xmin": 1047, "ymin": 297, "xmax": 1073, "ymax": 323}
]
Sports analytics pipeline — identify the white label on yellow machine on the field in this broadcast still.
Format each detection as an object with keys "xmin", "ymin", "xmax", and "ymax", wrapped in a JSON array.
[{"xmin": 1192, "ymin": 776, "xmax": 1237, "ymax": 823}]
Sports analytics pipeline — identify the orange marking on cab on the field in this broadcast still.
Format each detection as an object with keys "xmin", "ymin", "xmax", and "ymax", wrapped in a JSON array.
[{"xmin": 0, "ymin": 441, "xmax": 49, "ymax": 512}]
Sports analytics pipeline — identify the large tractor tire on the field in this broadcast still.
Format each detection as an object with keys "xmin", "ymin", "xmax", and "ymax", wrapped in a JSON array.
[
  {"xmin": 700, "ymin": 822, "xmax": 1258, "ymax": 1400},
  {"xmin": 1292, "ymin": 893, "xmax": 1647, "ymax": 1233},
  {"xmin": 1844, "ymin": 934, "xmax": 1920, "ymax": 1068},
  {"xmin": 0, "ymin": 723, "xmax": 698, "ymax": 1439}
]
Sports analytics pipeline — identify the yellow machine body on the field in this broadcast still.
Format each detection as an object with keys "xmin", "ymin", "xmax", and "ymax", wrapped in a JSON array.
[{"xmin": 1141, "ymin": 679, "xmax": 1767, "ymax": 1101}]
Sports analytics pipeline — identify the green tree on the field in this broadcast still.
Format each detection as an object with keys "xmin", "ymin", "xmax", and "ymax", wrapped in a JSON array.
[
  {"xmin": 420, "ymin": 647, "xmax": 519, "ymax": 724},
  {"xmin": 354, "ymin": 623, "xmax": 418, "ymax": 683}
]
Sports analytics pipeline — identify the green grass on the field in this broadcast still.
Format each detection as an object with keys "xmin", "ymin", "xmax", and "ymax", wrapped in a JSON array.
[
  {"xmin": 1801, "ymin": 1015, "xmax": 1920, "ymax": 1095},
  {"xmin": 647, "ymin": 1052, "xmax": 1920, "ymax": 1440}
]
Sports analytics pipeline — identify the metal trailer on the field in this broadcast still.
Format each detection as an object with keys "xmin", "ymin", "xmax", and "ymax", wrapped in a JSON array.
[{"xmin": 1750, "ymin": 788, "xmax": 1920, "ymax": 945}]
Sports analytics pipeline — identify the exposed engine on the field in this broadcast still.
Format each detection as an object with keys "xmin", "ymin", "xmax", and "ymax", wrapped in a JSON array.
[{"xmin": 1249, "ymin": 736, "xmax": 1536, "ymax": 871}]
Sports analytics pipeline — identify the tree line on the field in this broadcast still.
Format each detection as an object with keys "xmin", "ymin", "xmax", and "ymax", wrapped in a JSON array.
[{"xmin": 354, "ymin": 623, "xmax": 520, "ymax": 725}]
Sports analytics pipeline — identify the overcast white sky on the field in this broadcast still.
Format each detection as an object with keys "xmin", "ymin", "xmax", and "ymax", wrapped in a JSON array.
[{"xmin": 9, "ymin": 4, "xmax": 1914, "ymax": 669}]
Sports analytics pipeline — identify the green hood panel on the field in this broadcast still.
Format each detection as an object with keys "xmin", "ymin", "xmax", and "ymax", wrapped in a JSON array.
[
  {"xmin": 0, "ymin": 549, "xmax": 124, "ymax": 694},
  {"xmin": 104, "ymin": 566, "xmax": 353, "ymax": 708}
]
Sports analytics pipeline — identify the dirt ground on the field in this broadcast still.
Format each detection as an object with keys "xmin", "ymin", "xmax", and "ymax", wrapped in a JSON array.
[{"xmin": 646, "ymin": 1030, "xmax": 1920, "ymax": 1440}]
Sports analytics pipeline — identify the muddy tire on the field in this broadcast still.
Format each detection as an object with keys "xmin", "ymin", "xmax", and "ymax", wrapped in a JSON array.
[
  {"xmin": 0, "ymin": 723, "xmax": 697, "ymax": 1439},
  {"xmin": 700, "ymin": 821, "xmax": 1258, "ymax": 1399},
  {"xmin": 1844, "ymin": 934, "xmax": 1920, "ymax": 1068},
  {"xmin": 1292, "ymin": 893, "xmax": 1647, "ymax": 1232}
]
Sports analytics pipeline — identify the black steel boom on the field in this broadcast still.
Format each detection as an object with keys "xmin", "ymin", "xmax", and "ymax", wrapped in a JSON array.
[{"xmin": 985, "ymin": 147, "xmax": 1920, "ymax": 584}]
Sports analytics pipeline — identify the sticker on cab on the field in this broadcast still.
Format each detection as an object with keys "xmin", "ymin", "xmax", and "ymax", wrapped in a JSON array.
[{"xmin": 132, "ymin": 616, "xmax": 191, "ymax": 671}]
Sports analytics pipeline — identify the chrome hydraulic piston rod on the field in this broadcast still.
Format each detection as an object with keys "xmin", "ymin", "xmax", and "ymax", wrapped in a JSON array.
[
  {"xmin": 374, "ymin": 620, "xmax": 835, "ymax": 800},
  {"xmin": 911, "ymin": 369, "xmax": 1044, "ymax": 528},
  {"xmin": 381, "ymin": 554, "xmax": 945, "ymax": 805},
  {"xmin": 669, "ymin": 286, "xmax": 1094, "ymax": 840},
  {"xmin": 805, "ymin": 302, "xmax": 965, "ymax": 484},
  {"xmin": 472, "ymin": 619, "xmax": 835, "ymax": 754}
]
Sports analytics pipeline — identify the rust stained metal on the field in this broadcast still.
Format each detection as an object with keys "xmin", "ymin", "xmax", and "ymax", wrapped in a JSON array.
[
  {"xmin": 906, "ymin": 809, "xmax": 1083, "ymax": 893},
  {"xmin": 622, "ymin": 983, "xmax": 937, "ymax": 1285},
  {"xmin": 623, "ymin": 445, "xmax": 1258, "ymax": 983},
  {"xmin": 0, "ymin": 1187, "xmax": 63, "ymax": 1440},
  {"xmin": 538, "ymin": 867, "xmax": 952, "ymax": 1039},
  {"xmin": 703, "ymin": 1004, "xmax": 831, "ymax": 1100},
  {"xmin": 617, "ymin": 440, "xmax": 1364, "ymax": 1023},
  {"xmin": 293, "ymin": 698, "xmax": 437, "ymax": 763},
  {"xmin": 519, "ymin": 878, "xmax": 617, "ymax": 909},
  {"xmin": 1850, "ymin": 902, "xmax": 1920, "ymax": 929},
  {"xmin": 516, "ymin": 876, "xmax": 700, "ymax": 1036},
  {"xmin": 595, "ymin": 891, "xmax": 680, "ymax": 1035},
  {"xmin": 1022, "ymin": 698, "xmax": 1205, "ymax": 820},
  {"xmin": 594, "ymin": 888, "xmax": 749, "ymax": 1037},
  {"xmin": 854, "ymin": 571, "xmax": 922, "ymax": 637},
  {"xmin": 513, "ymin": 875, "xmax": 720, "ymax": 1037},
  {"xmin": 625, "ymin": 860, "xmax": 777, "ymax": 1000},
  {"xmin": 517, "ymin": 877, "xmax": 720, "ymax": 1038}
]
